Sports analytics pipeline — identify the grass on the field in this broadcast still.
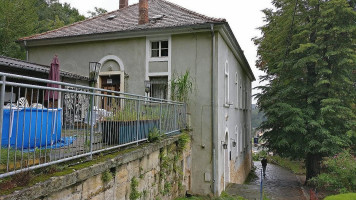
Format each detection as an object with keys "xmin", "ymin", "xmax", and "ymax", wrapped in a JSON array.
[
  {"xmin": 244, "ymin": 166, "xmax": 258, "ymax": 184},
  {"xmin": 324, "ymin": 193, "xmax": 356, "ymax": 200},
  {"xmin": 267, "ymin": 155, "xmax": 305, "ymax": 175}
]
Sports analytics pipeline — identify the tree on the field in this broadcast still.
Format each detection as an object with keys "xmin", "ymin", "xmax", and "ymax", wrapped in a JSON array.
[
  {"xmin": 87, "ymin": 7, "xmax": 108, "ymax": 18},
  {"xmin": 251, "ymin": 107, "xmax": 266, "ymax": 130},
  {"xmin": 0, "ymin": 0, "xmax": 85, "ymax": 59},
  {"xmin": 254, "ymin": 0, "xmax": 356, "ymax": 182},
  {"xmin": 35, "ymin": 0, "xmax": 85, "ymax": 33},
  {"xmin": 0, "ymin": 0, "xmax": 38, "ymax": 59}
]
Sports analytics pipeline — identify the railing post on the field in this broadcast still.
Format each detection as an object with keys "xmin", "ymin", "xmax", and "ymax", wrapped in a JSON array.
[
  {"xmin": 136, "ymin": 100, "xmax": 140, "ymax": 145},
  {"xmin": 184, "ymin": 103, "xmax": 187, "ymax": 129},
  {"xmin": 260, "ymin": 168, "xmax": 263, "ymax": 200},
  {"xmin": 0, "ymin": 76, "xmax": 6, "ymax": 163},
  {"xmin": 89, "ymin": 89, "xmax": 95, "ymax": 159},
  {"xmin": 174, "ymin": 104, "xmax": 177, "ymax": 131},
  {"xmin": 159, "ymin": 100, "xmax": 162, "ymax": 133}
]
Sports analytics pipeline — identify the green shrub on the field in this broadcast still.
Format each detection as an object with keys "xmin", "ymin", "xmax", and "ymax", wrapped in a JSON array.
[
  {"xmin": 177, "ymin": 132, "xmax": 191, "ymax": 152},
  {"xmin": 101, "ymin": 170, "xmax": 113, "ymax": 183},
  {"xmin": 148, "ymin": 128, "xmax": 163, "ymax": 143},
  {"xmin": 252, "ymin": 150, "xmax": 267, "ymax": 161},
  {"xmin": 130, "ymin": 177, "xmax": 141, "ymax": 200},
  {"xmin": 171, "ymin": 70, "xmax": 193, "ymax": 103},
  {"xmin": 324, "ymin": 193, "xmax": 356, "ymax": 200},
  {"xmin": 310, "ymin": 150, "xmax": 356, "ymax": 193}
]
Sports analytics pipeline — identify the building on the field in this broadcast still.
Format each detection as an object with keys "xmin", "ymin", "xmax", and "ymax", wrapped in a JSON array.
[
  {"xmin": 18, "ymin": 0, "xmax": 255, "ymax": 195},
  {"xmin": 0, "ymin": 55, "xmax": 88, "ymax": 106}
]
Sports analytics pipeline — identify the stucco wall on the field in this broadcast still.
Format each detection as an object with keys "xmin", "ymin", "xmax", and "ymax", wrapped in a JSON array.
[
  {"xmin": 28, "ymin": 37, "xmax": 147, "ymax": 95},
  {"xmin": 216, "ymin": 33, "xmax": 252, "ymax": 194},
  {"xmin": 171, "ymin": 32, "xmax": 214, "ymax": 195}
]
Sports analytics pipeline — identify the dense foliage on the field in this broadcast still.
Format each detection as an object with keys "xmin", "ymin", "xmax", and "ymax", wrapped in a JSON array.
[
  {"xmin": 0, "ymin": 0, "xmax": 86, "ymax": 59},
  {"xmin": 171, "ymin": 70, "xmax": 193, "ymax": 103},
  {"xmin": 254, "ymin": 0, "xmax": 356, "ymax": 181},
  {"xmin": 310, "ymin": 150, "xmax": 356, "ymax": 193}
]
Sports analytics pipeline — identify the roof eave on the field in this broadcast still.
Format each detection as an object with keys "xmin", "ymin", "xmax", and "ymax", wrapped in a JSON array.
[
  {"xmin": 217, "ymin": 23, "xmax": 256, "ymax": 81},
  {"xmin": 18, "ymin": 22, "xmax": 225, "ymax": 47},
  {"xmin": 0, "ymin": 56, "xmax": 88, "ymax": 80}
]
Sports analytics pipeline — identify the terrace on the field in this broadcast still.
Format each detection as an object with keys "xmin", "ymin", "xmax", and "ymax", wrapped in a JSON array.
[{"xmin": 0, "ymin": 72, "xmax": 186, "ymax": 178}]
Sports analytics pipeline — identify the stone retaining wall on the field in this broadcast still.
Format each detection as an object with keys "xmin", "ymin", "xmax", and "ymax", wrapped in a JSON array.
[{"xmin": 0, "ymin": 135, "xmax": 191, "ymax": 200}]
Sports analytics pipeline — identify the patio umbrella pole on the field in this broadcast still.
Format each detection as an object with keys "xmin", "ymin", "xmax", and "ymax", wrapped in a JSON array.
[{"xmin": 89, "ymin": 84, "xmax": 95, "ymax": 159}]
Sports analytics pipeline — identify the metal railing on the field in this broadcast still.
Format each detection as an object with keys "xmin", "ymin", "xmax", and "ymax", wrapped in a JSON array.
[{"xmin": 0, "ymin": 72, "xmax": 186, "ymax": 178}]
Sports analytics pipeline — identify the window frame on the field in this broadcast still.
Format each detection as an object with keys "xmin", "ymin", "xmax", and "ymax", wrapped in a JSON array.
[
  {"xmin": 224, "ymin": 61, "xmax": 230, "ymax": 106},
  {"xmin": 235, "ymin": 72, "xmax": 239, "ymax": 109},
  {"xmin": 148, "ymin": 76, "xmax": 168, "ymax": 100},
  {"xmin": 150, "ymin": 40, "xmax": 169, "ymax": 58}
]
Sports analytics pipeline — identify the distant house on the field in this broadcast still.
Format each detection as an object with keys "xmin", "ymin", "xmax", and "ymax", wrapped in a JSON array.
[
  {"xmin": 18, "ymin": 0, "xmax": 255, "ymax": 195},
  {"xmin": 0, "ymin": 55, "xmax": 88, "ymax": 105}
]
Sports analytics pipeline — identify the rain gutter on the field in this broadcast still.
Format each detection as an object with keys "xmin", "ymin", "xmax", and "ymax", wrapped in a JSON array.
[{"xmin": 210, "ymin": 23, "xmax": 217, "ymax": 196}]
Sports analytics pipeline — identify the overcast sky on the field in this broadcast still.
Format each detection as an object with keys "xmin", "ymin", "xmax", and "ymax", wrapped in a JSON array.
[{"xmin": 59, "ymin": 0, "xmax": 273, "ymax": 104}]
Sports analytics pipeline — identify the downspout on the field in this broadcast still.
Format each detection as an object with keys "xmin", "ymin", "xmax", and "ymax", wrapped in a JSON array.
[
  {"xmin": 210, "ymin": 24, "xmax": 217, "ymax": 195},
  {"xmin": 24, "ymin": 40, "xmax": 29, "ymax": 61}
]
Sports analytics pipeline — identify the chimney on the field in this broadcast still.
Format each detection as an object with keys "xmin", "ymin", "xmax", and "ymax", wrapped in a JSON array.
[
  {"xmin": 120, "ymin": 0, "xmax": 128, "ymax": 9},
  {"xmin": 139, "ymin": 0, "xmax": 149, "ymax": 25}
]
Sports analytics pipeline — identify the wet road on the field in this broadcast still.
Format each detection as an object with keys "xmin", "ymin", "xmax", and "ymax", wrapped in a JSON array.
[{"xmin": 226, "ymin": 161, "xmax": 306, "ymax": 200}]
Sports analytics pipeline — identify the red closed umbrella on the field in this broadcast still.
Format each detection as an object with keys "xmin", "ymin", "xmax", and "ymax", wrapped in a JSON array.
[{"xmin": 45, "ymin": 55, "xmax": 60, "ymax": 101}]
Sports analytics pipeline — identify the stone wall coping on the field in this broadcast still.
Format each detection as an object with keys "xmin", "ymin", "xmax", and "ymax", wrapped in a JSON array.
[{"xmin": 1, "ymin": 136, "xmax": 180, "ymax": 200}]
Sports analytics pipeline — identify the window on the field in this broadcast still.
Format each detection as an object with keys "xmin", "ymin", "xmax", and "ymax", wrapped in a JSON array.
[
  {"xmin": 149, "ymin": 76, "xmax": 168, "ymax": 99},
  {"xmin": 151, "ymin": 41, "xmax": 169, "ymax": 58},
  {"xmin": 239, "ymin": 128, "xmax": 242, "ymax": 154},
  {"xmin": 235, "ymin": 125, "xmax": 238, "ymax": 153},
  {"xmin": 224, "ymin": 61, "xmax": 229, "ymax": 105},
  {"xmin": 239, "ymin": 78, "xmax": 242, "ymax": 109},
  {"xmin": 235, "ymin": 72, "xmax": 239, "ymax": 107}
]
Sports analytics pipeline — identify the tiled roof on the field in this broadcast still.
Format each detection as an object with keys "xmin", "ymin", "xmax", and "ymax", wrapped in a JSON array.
[
  {"xmin": 19, "ymin": 0, "xmax": 225, "ymax": 41},
  {"xmin": 0, "ymin": 55, "xmax": 89, "ymax": 80}
]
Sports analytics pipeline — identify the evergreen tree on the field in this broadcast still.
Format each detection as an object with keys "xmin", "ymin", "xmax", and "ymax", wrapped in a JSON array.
[
  {"xmin": 254, "ymin": 0, "xmax": 356, "ymax": 181},
  {"xmin": 87, "ymin": 7, "xmax": 108, "ymax": 18}
]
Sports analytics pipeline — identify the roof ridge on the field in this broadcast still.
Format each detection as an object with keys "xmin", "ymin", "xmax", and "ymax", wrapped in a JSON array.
[
  {"xmin": 18, "ymin": 2, "xmax": 141, "ymax": 41},
  {"xmin": 0, "ymin": 55, "xmax": 49, "ymax": 68},
  {"xmin": 156, "ymin": 0, "xmax": 225, "ymax": 22},
  {"xmin": 0, "ymin": 55, "xmax": 89, "ymax": 79}
]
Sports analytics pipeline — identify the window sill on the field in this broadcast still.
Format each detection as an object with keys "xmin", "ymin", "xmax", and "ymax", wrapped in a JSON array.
[{"xmin": 149, "ymin": 57, "xmax": 169, "ymax": 62}]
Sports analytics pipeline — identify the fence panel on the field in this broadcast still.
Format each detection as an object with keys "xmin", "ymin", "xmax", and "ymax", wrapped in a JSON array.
[{"xmin": 0, "ymin": 72, "xmax": 186, "ymax": 178}]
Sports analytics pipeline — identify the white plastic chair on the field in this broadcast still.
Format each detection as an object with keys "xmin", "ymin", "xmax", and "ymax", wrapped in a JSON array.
[
  {"xmin": 5, "ymin": 103, "xmax": 17, "ymax": 109},
  {"xmin": 30, "ymin": 103, "xmax": 44, "ymax": 109},
  {"xmin": 17, "ymin": 97, "xmax": 29, "ymax": 108}
]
